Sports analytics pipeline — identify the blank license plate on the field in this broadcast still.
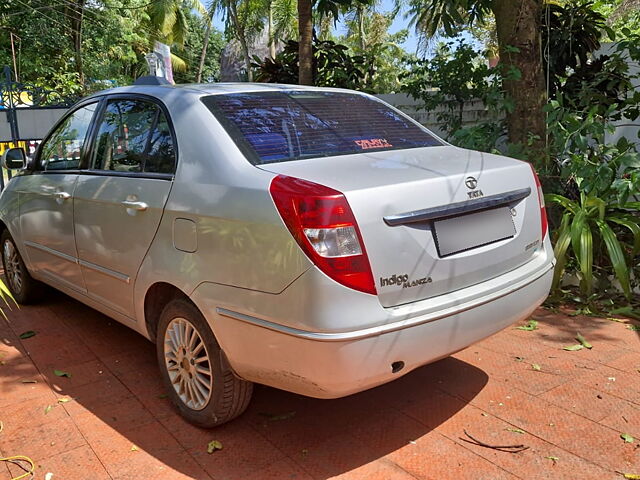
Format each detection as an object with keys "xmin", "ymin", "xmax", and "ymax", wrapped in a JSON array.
[{"xmin": 433, "ymin": 207, "xmax": 516, "ymax": 257}]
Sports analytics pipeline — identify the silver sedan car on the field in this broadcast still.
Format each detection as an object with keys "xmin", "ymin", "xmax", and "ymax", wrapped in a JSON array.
[{"xmin": 0, "ymin": 83, "xmax": 554, "ymax": 427}]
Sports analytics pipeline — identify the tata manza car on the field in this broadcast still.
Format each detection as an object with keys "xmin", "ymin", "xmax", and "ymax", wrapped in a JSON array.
[{"xmin": 0, "ymin": 82, "xmax": 554, "ymax": 427}]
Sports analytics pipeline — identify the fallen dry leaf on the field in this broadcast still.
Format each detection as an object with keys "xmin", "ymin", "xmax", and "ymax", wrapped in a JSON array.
[
  {"xmin": 207, "ymin": 440, "xmax": 223, "ymax": 454},
  {"xmin": 505, "ymin": 428, "xmax": 525, "ymax": 435},
  {"xmin": 563, "ymin": 344, "xmax": 583, "ymax": 351},
  {"xmin": 575, "ymin": 333, "xmax": 592, "ymax": 349},
  {"xmin": 621, "ymin": 433, "xmax": 635, "ymax": 443}
]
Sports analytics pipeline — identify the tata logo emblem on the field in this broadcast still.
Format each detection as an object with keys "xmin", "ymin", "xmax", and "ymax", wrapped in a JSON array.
[
  {"xmin": 465, "ymin": 176, "xmax": 484, "ymax": 198},
  {"xmin": 465, "ymin": 176, "xmax": 478, "ymax": 189}
]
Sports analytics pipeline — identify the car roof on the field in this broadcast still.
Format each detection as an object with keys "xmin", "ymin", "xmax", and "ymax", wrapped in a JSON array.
[{"xmin": 84, "ymin": 82, "xmax": 364, "ymax": 102}]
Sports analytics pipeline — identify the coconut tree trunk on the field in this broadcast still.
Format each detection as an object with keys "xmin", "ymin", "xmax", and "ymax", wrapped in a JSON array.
[
  {"xmin": 229, "ymin": 3, "xmax": 253, "ymax": 81},
  {"xmin": 298, "ymin": 0, "xmax": 313, "ymax": 85},
  {"xmin": 492, "ymin": 0, "xmax": 546, "ymax": 157},
  {"xmin": 196, "ymin": 8, "xmax": 215, "ymax": 83},
  {"xmin": 268, "ymin": 2, "xmax": 276, "ymax": 58}
]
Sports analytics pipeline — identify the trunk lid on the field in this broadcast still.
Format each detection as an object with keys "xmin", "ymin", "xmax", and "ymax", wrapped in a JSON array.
[{"xmin": 261, "ymin": 146, "xmax": 543, "ymax": 307}]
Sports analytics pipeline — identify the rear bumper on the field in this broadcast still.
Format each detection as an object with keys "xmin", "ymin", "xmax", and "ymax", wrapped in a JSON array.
[{"xmin": 192, "ymin": 247, "xmax": 554, "ymax": 398}]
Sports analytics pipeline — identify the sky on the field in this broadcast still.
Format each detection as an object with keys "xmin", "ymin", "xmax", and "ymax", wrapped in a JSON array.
[{"xmin": 211, "ymin": 0, "xmax": 422, "ymax": 55}]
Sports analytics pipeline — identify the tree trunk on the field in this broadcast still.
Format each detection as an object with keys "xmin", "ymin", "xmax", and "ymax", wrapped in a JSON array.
[
  {"xmin": 298, "ymin": 0, "xmax": 313, "ymax": 85},
  {"xmin": 492, "ymin": 0, "xmax": 546, "ymax": 157},
  {"xmin": 268, "ymin": 2, "xmax": 276, "ymax": 59},
  {"xmin": 357, "ymin": 5, "xmax": 366, "ymax": 51},
  {"xmin": 67, "ymin": 0, "xmax": 86, "ymax": 86},
  {"xmin": 196, "ymin": 8, "xmax": 215, "ymax": 83},
  {"xmin": 229, "ymin": 4, "xmax": 253, "ymax": 81}
]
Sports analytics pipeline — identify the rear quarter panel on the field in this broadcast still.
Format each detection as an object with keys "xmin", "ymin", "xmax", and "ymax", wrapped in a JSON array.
[{"xmin": 133, "ymin": 93, "xmax": 311, "ymax": 336}]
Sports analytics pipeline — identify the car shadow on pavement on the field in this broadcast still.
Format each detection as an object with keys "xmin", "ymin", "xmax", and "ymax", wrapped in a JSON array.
[{"xmin": 0, "ymin": 291, "xmax": 489, "ymax": 480}]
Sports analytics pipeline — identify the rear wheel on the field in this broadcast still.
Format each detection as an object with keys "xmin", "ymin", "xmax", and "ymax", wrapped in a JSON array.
[
  {"xmin": 156, "ymin": 299, "xmax": 253, "ymax": 427},
  {"xmin": 1, "ymin": 230, "xmax": 41, "ymax": 304}
]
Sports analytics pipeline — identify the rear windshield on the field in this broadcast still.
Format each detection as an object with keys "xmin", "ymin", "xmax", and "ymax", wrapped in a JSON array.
[{"xmin": 201, "ymin": 91, "xmax": 442, "ymax": 164}]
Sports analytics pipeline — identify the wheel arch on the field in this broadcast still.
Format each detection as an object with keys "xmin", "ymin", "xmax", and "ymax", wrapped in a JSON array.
[{"xmin": 143, "ymin": 282, "xmax": 192, "ymax": 342}]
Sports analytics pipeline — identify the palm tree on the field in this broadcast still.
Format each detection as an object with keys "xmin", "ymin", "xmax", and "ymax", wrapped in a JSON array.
[
  {"xmin": 147, "ymin": 0, "xmax": 207, "ymax": 73},
  {"xmin": 298, "ymin": 0, "xmax": 314, "ymax": 84}
]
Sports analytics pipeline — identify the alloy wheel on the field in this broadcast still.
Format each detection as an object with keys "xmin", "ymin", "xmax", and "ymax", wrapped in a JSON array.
[
  {"xmin": 163, "ymin": 317, "xmax": 213, "ymax": 410},
  {"xmin": 3, "ymin": 240, "xmax": 23, "ymax": 294}
]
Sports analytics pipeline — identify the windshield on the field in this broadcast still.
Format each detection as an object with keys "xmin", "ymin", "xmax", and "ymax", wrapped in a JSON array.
[{"xmin": 201, "ymin": 91, "xmax": 442, "ymax": 164}]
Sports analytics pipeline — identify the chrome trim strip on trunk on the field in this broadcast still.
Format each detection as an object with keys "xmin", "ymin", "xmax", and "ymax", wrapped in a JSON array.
[
  {"xmin": 383, "ymin": 187, "xmax": 531, "ymax": 226},
  {"xmin": 215, "ymin": 261, "xmax": 553, "ymax": 342}
]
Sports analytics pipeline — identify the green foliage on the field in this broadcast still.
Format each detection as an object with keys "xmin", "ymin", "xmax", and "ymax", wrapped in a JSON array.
[
  {"xmin": 542, "ymin": 1, "xmax": 611, "ymax": 96},
  {"xmin": 545, "ymin": 91, "xmax": 640, "ymax": 301},
  {"xmin": 0, "ymin": 0, "xmax": 224, "ymax": 90},
  {"xmin": 592, "ymin": 0, "xmax": 640, "ymax": 37},
  {"xmin": 406, "ymin": 0, "xmax": 492, "ymax": 38},
  {"xmin": 340, "ymin": 10, "xmax": 411, "ymax": 93},
  {"xmin": 400, "ymin": 40, "xmax": 503, "ymax": 140},
  {"xmin": 172, "ymin": 12, "xmax": 225, "ymax": 83},
  {"xmin": 252, "ymin": 38, "xmax": 368, "ymax": 89}
]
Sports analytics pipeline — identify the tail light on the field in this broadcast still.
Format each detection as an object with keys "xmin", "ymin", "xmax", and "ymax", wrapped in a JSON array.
[
  {"xmin": 269, "ymin": 174, "xmax": 377, "ymax": 295},
  {"xmin": 529, "ymin": 164, "xmax": 548, "ymax": 239}
]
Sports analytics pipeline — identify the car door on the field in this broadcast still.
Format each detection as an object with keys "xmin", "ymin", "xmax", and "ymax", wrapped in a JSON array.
[
  {"xmin": 73, "ymin": 96, "xmax": 176, "ymax": 317},
  {"xmin": 19, "ymin": 101, "xmax": 99, "ymax": 293}
]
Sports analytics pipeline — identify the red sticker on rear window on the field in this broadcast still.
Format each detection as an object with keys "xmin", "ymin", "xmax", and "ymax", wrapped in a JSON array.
[{"xmin": 354, "ymin": 138, "xmax": 393, "ymax": 150}]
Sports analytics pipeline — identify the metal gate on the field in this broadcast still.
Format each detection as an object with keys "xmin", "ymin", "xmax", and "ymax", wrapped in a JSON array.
[{"xmin": 1, "ymin": 65, "xmax": 78, "ymax": 190}]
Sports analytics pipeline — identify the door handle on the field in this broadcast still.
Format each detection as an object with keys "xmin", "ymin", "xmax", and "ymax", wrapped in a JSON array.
[
  {"xmin": 55, "ymin": 192, "xmax": 71, "ymax": 200},
  {"xmin": 121, "ymin": 200, "xmax": 148, "ymax": 211}
]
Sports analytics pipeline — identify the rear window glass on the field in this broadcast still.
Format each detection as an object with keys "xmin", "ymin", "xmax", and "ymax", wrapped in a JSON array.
[{"xmin": 201, "ymin": 91, "xmax": 442, "ymax": 164}]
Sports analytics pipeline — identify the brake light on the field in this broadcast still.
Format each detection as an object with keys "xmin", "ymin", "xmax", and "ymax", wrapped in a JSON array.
[
  {"xmin": 529, "ymin": 164, "xmax": 548, "ymax": 239},
  {"xmin": 269, "ymin": 175, "xmax": 377, "ymax": 295}
]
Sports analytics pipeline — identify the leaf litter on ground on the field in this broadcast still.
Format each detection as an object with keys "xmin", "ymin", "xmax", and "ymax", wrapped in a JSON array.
[
  {"xmin": 207, "ymin": 440, "xmax": 223, "ymax": 453},
  {"xmin": 621, "ymin": 433, "xmax": 635, "ymax": 443},
  {"xmin": 531, "ymin": 363, "xmax": 541, "ymax": 371},
  {"xmin": 575, "ymin": 332, "xmax": 592, "ymax": 349},
  {"xmin": 563, "ymin": 344, "xmax": 584, "ymax": 351},
  {"xmin": 53, "ymin": 369, "xmax": 71, "ymax": 378},
  {"xmin": 19, "ymin": 330, "xmax": 36, "ymax": 339},
  {"xmin": 516, "ymin": 319, "xmax": 538, "ymax": 331},
  {"xmin": 505, "ymin": 428, "xmax": 525, "ymax": 434}
]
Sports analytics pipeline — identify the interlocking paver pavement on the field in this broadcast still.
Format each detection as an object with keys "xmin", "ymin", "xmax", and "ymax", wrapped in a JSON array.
[{"xmin": 1, "ymin": 291, "xmax": 639, "ymax": 479}]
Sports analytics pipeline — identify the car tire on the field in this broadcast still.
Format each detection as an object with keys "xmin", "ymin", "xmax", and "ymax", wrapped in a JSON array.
[
  {"xmin": 156, "ymin": 298, "xmax": 253, "ymax": 427},
  {"xmin": 1, "ymin": 230, "xmax": 42, "ymax": 304}
]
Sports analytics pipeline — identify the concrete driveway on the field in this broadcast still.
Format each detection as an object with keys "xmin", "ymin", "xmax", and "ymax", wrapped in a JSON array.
[{"xmin": 1, "ymin": 291, "xmax": 639, "ymax": 479}]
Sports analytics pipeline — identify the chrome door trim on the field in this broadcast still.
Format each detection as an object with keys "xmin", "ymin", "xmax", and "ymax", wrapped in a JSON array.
[
  {"xmin": 24, "ymin": 240, "xmax": 78, "ymax": 264},
  {"xmin": 383, "ymin": 187, "xmax": 531, "ymax": 226},
  {"xmin": 79, "ymin": 259, "xmax": 131, "ymax": 284},
  {"xmin": 215, "ymin": 261, "xmax": 554, "ymax": 342}
]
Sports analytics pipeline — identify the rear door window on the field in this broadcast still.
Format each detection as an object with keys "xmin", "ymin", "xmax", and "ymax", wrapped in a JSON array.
[
  {"xmin": 92, "ymin": 99, "xmax": 176, "ymax": 174},
  {"xmin": 202, "ymin": 91, "xmax": 442, "ymax": 164}
]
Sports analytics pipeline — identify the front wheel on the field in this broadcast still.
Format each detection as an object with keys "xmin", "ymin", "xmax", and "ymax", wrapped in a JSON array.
[
  {"xmin": 156, "ymin": 299, "xmax": 253, "ymax": 427},
  {"xmin": 1, "ymin": 230, "xmax": 42, "ymax": 304}
]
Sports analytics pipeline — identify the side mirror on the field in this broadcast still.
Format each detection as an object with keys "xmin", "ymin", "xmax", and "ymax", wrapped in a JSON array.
[{"xmin": 2, "ymin": 147, "xmax": 26, "ymax": 170}]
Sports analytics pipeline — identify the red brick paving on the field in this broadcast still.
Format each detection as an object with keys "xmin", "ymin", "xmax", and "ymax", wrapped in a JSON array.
[{"xmin": 1, "ymin": 293, "xmax": 640, "ymax": 480}]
